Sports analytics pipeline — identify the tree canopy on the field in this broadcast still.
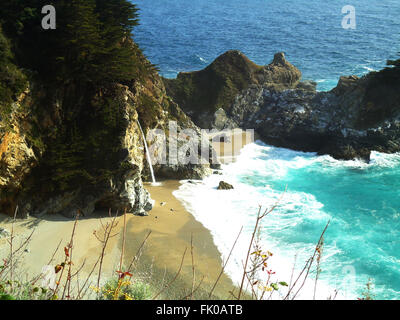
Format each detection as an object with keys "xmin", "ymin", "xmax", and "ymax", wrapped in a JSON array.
[{"xmin": 0, "ymin": 0, "xmax": 152, "ymax": 87}]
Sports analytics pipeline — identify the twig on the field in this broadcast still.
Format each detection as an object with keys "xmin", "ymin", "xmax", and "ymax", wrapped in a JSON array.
[
  {"xmin": 127, "ymin": 231, "xmax": 152, "ymax": 273},
  {"xmin": 238, "ymin": 207, "xmax": 262, "ymax": 300},
  {"xmin": 119, "ymin": 208, "xmax": 127, "ymax": 272},
  {"xmin": 313, "ymin": 235, "xmax": 324, "ymax": 300},
  {"xmin": 77, "ymin": 255, "xmax": 101, "ymax": 299},
  {"xmin": 284, "ymin": 220, "xmax": 330, "ymax": 300},
  {"xmin": 31, "ymin": 237, "xmax": 61, "ymax": 286},
  {"xmin": 209, "ymin": 226, "xmax": 242, "ymax": 298},
  {"xmin": 190, "ymin": 233, "xmax": 195, "ymax": 300},
  {"xmin": 9, "ymin": 206, "xmax": 18, "ymax": 290},
  {"xmin": 181, "ymin": 276, "xmax": 205, "ymax": 300},
  {"xmin": 96, "ymin": 209, "xmax": 119, "ymax": 292},
  {"xmin": 61, "ymin": 212, "xmax": 79, "ymax": 300},
  {"xmin": 237, "ymin": 189, "xmax": 286, "ymax": 300}
]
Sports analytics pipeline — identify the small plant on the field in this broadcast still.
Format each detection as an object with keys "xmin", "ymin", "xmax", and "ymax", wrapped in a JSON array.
[
  {"xmin": 359, "ymin": 278, "xmax": 375, "ymax": 300},
  {"xmin": 99, "ymin": 277, "xmax": 152, "ymax": 300},
  {"xmin": 0, "ymin": 279, "xmax": 53, "ymax": 300}
]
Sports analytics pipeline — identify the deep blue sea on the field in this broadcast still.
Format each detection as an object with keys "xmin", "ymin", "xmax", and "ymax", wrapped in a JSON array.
[
  {"xmin": 133, "ymin": 0, "xmax": 400, "ymax": 91},
  {"xmin": 133, "ymin": 1, "xmax": 400, "ymax": 299}
]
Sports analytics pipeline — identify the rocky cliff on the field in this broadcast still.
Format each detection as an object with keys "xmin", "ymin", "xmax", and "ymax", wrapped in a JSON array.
[
  {"xmin": 165, "ymin": 51, "xmax": 400, "ymax": 161},
  {"xmin": 0, "ymin": 62, "xmax": 212, "ymax": 218}
]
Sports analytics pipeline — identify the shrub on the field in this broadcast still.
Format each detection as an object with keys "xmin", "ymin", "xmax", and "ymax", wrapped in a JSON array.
[{"xmin": 99, "ymin": 278, "xmax": 153, "ymax": 300}]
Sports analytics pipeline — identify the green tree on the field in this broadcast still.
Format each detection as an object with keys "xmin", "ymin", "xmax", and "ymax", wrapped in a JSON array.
[
  {"xmin": 0, "ymin": 26, "xmax": 26, "ymax": 124},
  {"xmin": 0, "ymin": 0, "xmax": 153, "ymax": 87}
]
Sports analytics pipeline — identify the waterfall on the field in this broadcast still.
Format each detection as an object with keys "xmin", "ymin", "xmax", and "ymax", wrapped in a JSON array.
[{"xmin": 137, "ymin": 120, "xmax": 156, "ymax": 184}]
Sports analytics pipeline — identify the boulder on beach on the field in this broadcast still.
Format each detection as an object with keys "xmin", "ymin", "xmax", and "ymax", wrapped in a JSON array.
[{"xmin": 217, "ymin": 181, "xmax": 234, "ymax": 190}]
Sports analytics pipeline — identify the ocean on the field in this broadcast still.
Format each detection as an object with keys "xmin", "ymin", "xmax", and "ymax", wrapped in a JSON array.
[
  {"xmin": 132, "ymin": 0, "xmax": 400, "ymax": 299},
  {"xmin": 133, "ymin": 0, "xmax": 400, "ymax": 91}
]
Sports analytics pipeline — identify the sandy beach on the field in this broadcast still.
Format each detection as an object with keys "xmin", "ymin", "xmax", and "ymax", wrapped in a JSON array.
[
  {"xmin": 124, "ymin": 180, "xmax": 238, "ymax": 299},
  {"xmin": 0, "ymin": 181, "xmax": 237, "ymax": 299},
  {"xmin": 0, "ymin": 130, "xmax": 253, "ymax": 299}
]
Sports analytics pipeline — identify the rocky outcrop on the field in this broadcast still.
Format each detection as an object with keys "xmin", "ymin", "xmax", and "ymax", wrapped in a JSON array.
[
  {"xmin": 165, "ymin": 50, "xmax": 400, "ymax": 161},
  {"xmin": 0, "ymin": 82, "xmax": 155, "ymax": 218},
  {"xmin": 226, "ymin": 64, "xmax": 400, "ymax": 160},
  {"xmin": 163, "ymin": 51, "xmax": 301, "ymax": 129},
  {"xmin": 134, "ymin": 71, "xmax": 215, "ymax": 180}
]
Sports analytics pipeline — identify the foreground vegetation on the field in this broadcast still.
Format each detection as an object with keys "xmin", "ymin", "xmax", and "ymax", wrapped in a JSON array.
[{"xmin": 0, "ymin": 194, "xmax": 359, "ymax": 301}]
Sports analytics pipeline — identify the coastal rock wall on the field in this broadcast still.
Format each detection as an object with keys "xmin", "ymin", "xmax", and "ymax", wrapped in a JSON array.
[
  {"xmin": 134, "ymin": 70, "xmax": 214, "ymax": 180},
  {"xmin": 0, "ymin": 67, "xmax": 212, "ymax": 218},
  {"xmin": 0, "ymin": 82, "xmax": 152, "ymax": 217},
  {"xmin": 228, "ymin": 67, "xmax": 400, "ymax": 160}
]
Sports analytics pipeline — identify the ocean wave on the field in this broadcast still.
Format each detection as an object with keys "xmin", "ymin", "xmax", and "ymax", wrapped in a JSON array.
[
  {"xmin": 173, "ymin": 176, "xmax": 352, "ymax": 299},
  {"xmin": 173, "ymin": 141, "xmax": 400, "ymax": 299}
]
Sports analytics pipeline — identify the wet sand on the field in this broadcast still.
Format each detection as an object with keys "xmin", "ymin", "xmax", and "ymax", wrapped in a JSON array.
[{"xmin": 124, "ymin": 180, "xmax": 238, "ymax": 299}]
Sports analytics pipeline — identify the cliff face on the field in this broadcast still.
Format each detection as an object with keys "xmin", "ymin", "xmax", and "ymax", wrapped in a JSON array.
[
  {"xmin": 227, "ymin": 65, "xmax": 400, "ymax": 160},
  {"xmin": 164, "ymin": 50, "xmax": 400, "ymax": 161},
  {"xmin": 133, "ymin": 69, "xmax": 213, "ymax": 180},
  {"xmin": 0, "ymin": 82, "xmax": 147, "ymax": 217},
  {"xmin": 0, "ymin": 64, "xmax": 212, "ymax": 218}
]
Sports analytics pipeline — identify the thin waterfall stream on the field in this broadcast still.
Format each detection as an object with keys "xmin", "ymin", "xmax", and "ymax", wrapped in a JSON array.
[{"xmin": 137, "ymin": 120, "xmax": 157, "ymax": 184}]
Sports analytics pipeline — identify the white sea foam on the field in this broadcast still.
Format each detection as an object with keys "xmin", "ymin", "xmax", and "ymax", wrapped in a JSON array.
[
  {"xmin": 362, "ymin": 66, "xmax": 376, "ymax": 72},
  {"xmin": 173, "ymin": 142, "xmax": 400, "ymax": 299}
]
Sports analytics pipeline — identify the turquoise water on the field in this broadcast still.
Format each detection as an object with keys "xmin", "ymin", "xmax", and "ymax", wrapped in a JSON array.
[
  {"xmin": 175, "ymin": 143, "xmax": 400, "ymax": 299},
  {"xmin": 133, "ymin": 0, "xmax": 400, "ymax": 299},
  {"xmin": 133, "ymin": 0, "xmax": 400, "ymax": 91},
  {"xmin": 238, "ymin": 144, "xmax": 400, "ymax": 299}
]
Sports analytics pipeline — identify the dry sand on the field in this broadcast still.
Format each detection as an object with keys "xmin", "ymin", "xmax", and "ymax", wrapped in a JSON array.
[
  {"xmin": 0, "ymin": 129, "xmax": 254, "ymax": 299},
  {"xmin": 0, "ymin": 212, "xmax": 123, "ymax": 290}
]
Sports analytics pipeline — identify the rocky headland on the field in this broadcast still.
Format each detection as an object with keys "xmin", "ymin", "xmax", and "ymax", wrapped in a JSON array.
[{"xmin": 164, "ymin": 51, "xmax": 400, "ymax": 161}]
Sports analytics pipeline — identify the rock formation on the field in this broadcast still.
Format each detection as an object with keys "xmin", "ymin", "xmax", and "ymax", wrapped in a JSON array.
[
  {"xmin": 2, "ymin": 39, "xmax": 399, "ymax": 219},
  {"xmin": 0, "ymin": 58, "xmax": 213, "ymax": 218},
  {"xmin": 165, "ymin": 51, "xmax": 400, "ymax": 161},
  {"xmin": 163, "ymin": 51, "xmax": 301, "ymax": 129},
  {"xmin": 217, "ymin": 181, "xmax": 234, "ymax": 190}
]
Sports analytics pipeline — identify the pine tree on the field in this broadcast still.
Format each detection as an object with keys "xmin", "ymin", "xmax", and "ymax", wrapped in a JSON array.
[{"xmin": 0, "ymin": 0, "xmax": 153, "ymax": 87}]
